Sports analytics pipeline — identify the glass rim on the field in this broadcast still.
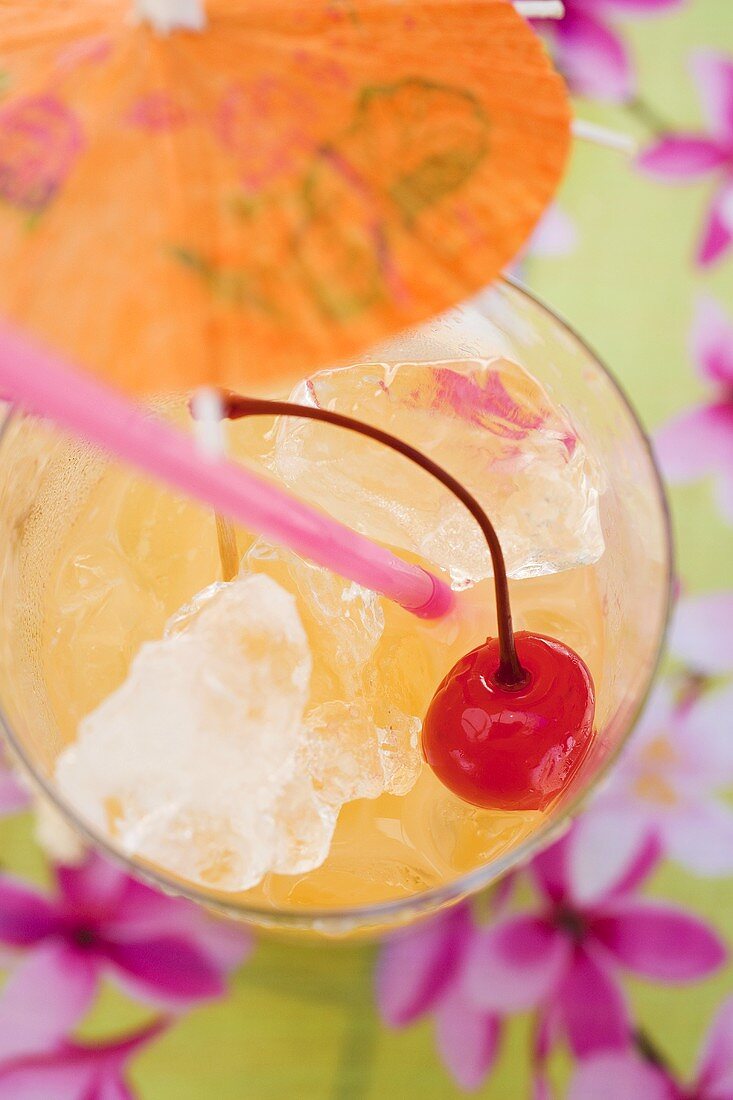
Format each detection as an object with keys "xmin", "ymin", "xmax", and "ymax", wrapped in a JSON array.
[{"xmin": 0, "ymin": 276, "xmax": 674, "ymax": 931}]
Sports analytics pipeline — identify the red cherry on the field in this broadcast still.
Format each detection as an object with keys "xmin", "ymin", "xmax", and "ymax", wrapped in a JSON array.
[{"xmin": 422, "ymin": 632, "xmax": 595, "ymax": 812}]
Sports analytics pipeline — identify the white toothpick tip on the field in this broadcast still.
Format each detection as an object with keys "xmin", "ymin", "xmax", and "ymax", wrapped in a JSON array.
[
  {"xmin": 572, "ymin": 118, "xmax": 637, "ymax": 155},
  {"xmin": 514, "ymin": 1, "xmax": 565, "ymax": 18},
  {"xmin": 192, "ymin": 387, "xmax": 225, "ymax": 459},
  {"xmin": 133, "ymin": 0, "xmax": 205, "ymax": 33}
]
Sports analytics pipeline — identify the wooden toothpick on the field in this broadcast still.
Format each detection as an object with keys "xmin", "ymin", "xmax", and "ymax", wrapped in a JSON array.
[{"xmin": 513, "ymin": 1, "xmax": 565, "ymax": 19}]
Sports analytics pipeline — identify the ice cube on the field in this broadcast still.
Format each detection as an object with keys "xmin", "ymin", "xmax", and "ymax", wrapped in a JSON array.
[
  {"xmin": 304, "ymin": 701, "xmax": 385, "ymax": 803},
  {"xmin": 377, "ymin": 708, "xmax": 422, "ymax": 795},
  {"xmin": 56, "ymin": 548, "xmax": 424, "ymax": 892},
  {"xmin": 244, "ymin": 539, "xmax": 384, "ymax": 699},
  {"xmin": 271, "ymin": 773, "xmax": 338, "ymax": 876},
  {"xmin": 272, "ymin": 357, "xmax": 604, "ymax": 586},
  {"xmin": 244, "ymin": 541, "xmax": 423, "ymax": 800},
  {"xmin": 55, "ymin": 573, "xmax": 326, "ymax": 891}
]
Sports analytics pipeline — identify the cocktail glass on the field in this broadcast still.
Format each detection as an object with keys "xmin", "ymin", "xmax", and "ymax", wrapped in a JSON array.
[{"xmin": 0, "ymin": 280, "xmax": 672, "ymax": 935}]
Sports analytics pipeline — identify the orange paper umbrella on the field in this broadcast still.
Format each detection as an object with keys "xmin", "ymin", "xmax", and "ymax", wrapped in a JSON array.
[{"xmin": 0, "ymin": 0, "xmax": 571, "ymax": 395}]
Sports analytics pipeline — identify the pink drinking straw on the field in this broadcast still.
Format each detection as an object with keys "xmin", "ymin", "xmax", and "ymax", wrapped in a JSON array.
[{"xmin": 0, "ymin": 321, "xmax": 454, "ymax": 619}]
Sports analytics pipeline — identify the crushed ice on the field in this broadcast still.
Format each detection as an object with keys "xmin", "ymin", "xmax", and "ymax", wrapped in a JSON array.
[{"xmin": 56, "ymin": 554, "xmax": 421, "ymax": 892}]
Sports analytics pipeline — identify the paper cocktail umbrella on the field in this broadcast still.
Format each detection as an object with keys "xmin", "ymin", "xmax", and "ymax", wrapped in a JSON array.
[{"xmin": 0, "ymin": 0, "xmax": 570, "ymax": 395}]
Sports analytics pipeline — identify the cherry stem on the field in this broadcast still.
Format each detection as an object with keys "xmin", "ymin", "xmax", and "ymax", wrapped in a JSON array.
[{"xmin": 219, "ymin": 393, "xmax": 527, "ymax": 688}]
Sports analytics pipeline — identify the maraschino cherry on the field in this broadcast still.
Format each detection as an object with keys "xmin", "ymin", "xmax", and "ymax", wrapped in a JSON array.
[
  {"xmin": 217, "ymin": 391, "xmax": 596, "ymax": 813},
  {"xmin": 422, "ymin": 633, "xmax": 595, "ymax": 811}
]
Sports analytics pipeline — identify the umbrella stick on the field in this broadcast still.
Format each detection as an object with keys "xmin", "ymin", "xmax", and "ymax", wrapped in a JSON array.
[
  {"xmin": 191, "ymin": 387, "xmax": 240, "ymax": 582},
  {"xmin": 0, "ymin": 321, "xmax": 454, "ymax": 620},
  {"xmin": 513, "ymin": 1, "xmax": 564, "ymax": 17},
  {"xmin": 214, "ymin": 513, "xmax": 239, "ymax": 582},
  {"xmin": 572, "ymin": 118, "xmax": 637, "ymax": 155}
]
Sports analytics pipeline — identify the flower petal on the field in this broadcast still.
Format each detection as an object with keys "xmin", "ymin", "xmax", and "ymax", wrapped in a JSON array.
[
  {"xmin": 662, "ymin": 799, "xmax": 733, "ymax": 876},
  {"xmin": 655, "ymin": 403, "xmax": 733, "ymax": 484},
  {"xmin": 533, "ymin": 1076, "xmax": 552, "ymax": 1100},
  {"xmin": 377, "ymin": 905, "xmax": 470, "ymax": 1027},
  {"xmin": 167, "ymin": 910, "xmax": 251, "ymax": 974},
  {"xmin": 697, "ymin": 996, "xmax": 733, "ymax": 1095},
  {"xmin": 527, "ymin": 205, "xmax": 578, "ymax": 259},
  {"xmin": 0, "ymin": 763, "xmax": 29, "ymax": 816},
  {"xmin": 620, "ymin": 680, "xmax": 678, "ymax": 752},
  {"xmin": 697, "ymin": 181, "xmax": 733, "ymax": 267},
  {"xmin": 55, "ymin": 853, "xmax": 127, "ymax": 919},
  {"xmin": 534, "ymin": 1003, "xmax": 563, "ymax": 1064},
  {"xmin": 554, "ymin": 12, "xmax": 633, "ymax": 103},
  {"xmin": 714, "ymin": 466, "xmax": 733, "ymax": 524},
  {"xmin": 568, "ymin": 1051, "xmax": 674, "ymax": 1100},
  {"xmin": 95, "ymin": 1077, "xmax": 135, "ymax": 1100},
  {"xmin": 0, "ymin": 1019, "xmax": 167, "ymax": 1100},
  {"xmin": 0, "ymin": 942, "xmax": 97, "ymax": 1061},
  {"xmin": 104, "ymin": 879, "xmax": 250, "ymax": 972},
  {"xmin": 637, "ymin": 136, "xmax": 728, "ymax": 180},
  {"xmin": 101, "ymin": 877, "xmax": 196, "ymax": 937},
  {"xmin": 603, "ymin": 834, "xmax": 664, "ymax": 901},
  {"xmin": 464, "ymin": 916, "xmax": 570, "ymax": 1013},
  {"xmin": 530, "ymin": 828, "xmax": 571, "ymax": 904},
  {"xmin": 669, "ymin": 590, "xmax": 733, "ymax": 674},
  {"xmin": 0, "ymin": 876, "xmax": 62, "ymax": 946},
  {"xmin": 556, "ymin": 948, "xmax": 629, "ymax": 1056},
  {"xmin": 434, "ymin": 984, "xmax": 500, "ymax": 1092},
  {"xmin": 674, "ymin": 684, "xmax": 733, "ymax": 781},
  {"xmin": 592, "ymin": 901, "xmax": 725, "ymax": 980},
  {"xmin": 102, "ymin": 936, "xmax": 229, "ymax": 1006},
  {"xmin": 567, "ymin": 807, "xmax": 656, "ymax": 907},
  {"xmin": 689, "ymin": 295, "xmax": 733, "ymax": 389},
  {"xmin": 691, "ymin": 50, "xmax": 733, "ymax": 143},
  {"xmin": 0, "ymin": 1061, "xmax": 95, "ymax": 1100}
]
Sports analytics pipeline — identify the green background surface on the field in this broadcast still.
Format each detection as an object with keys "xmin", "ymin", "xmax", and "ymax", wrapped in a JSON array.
[{"xmin": 2, "ymin": 1, "xmax": 733, "ymax": 1096}]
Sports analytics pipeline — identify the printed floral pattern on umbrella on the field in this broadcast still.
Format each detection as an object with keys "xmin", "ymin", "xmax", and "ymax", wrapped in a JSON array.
[
  {"xmin": 0, "ymin": 0, "xmax": 571, "ymax": 395},
  {"xmin": 0, "ymin": 95, "xmax": 84, "ymax": 215}
]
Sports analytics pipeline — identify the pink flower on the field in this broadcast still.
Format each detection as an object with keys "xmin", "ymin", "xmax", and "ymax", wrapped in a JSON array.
[
  {"xmin": 668, "ymin": 587, "xmax": 733, "ymax": 680},
  {"xmin": 0, "ymin": 746, "xmax": 29, "ymax": 818},
  {"xmin": 638, "ymin": 52, "xmax": 733, "ymax": 265},
  {"xmin": 464, "ymin": 823, "xmax": 724, "ymax": 1057},
  {"xmin": 526, "ymin": 204, "xmax": 578, "ymax": 258},
  {"xmin": 535, "ymin": 0, "xmax": 681, "ymax": 104},
  {"xmin": 510, "ymin": 204, "xmax": 578, "ymax": 275},
  {"xmin": 377, "ymin": 904, "xmax": 501, "ymax": 1091},
  {"xmin": 0, "ymin": 1016, "xmax": 168, "ymax": 1100},
  {"xmin": 568, "ymin": 995, "xmax": 733, "ymax": 1099},
  {"xmin": 655, "ymin": 296, "xmax": 733, "ymax": 521},
  {"xmin": 0, "ymin": 852, "xmax": 251, "ymax": 1062},
  {"xmin": 574, "ymin": 678, "xmax": 733, "ymax": 880},
  {"xmin": 0, "ymin": 95, "xmax": 83, "ymax": 213}
]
